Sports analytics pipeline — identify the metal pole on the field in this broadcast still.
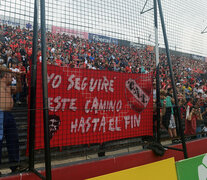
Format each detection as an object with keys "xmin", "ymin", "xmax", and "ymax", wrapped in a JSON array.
[
  {"xmin": 29, "ymin": 0, "xmax": 39, "ymax": 170},
  {"xmin": 40, "ymin": 0, "xmax": 52, "ymax": 179},
  {"xmin": 157, "ymin": 0, "xmax": 188, "ymax": 159},
  {"xmin": 153, "ymin": 0, "xmax": 161, "ymax": 143}
]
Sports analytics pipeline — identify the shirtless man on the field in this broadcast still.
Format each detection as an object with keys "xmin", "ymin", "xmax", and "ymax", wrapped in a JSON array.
[{"xmin": 0, "ymin": 65, "xmax": 21, "ymax": 173}]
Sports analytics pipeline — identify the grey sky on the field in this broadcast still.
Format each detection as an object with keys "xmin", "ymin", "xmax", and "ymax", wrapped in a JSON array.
[{"xmin": 0, "ymin": 0, "xmax": 207, "ymax": 57}]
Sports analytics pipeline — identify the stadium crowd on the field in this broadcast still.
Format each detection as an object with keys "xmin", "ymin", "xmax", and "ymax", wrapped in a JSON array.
[{"xmin": 0, "ymin": 24, "xmax": 207, "ymax": 142}]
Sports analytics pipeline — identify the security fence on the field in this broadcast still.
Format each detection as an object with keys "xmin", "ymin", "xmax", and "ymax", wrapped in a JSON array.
[{"xmin": 0, "ymin": 0, "xmax": 207, "ymax": 179}]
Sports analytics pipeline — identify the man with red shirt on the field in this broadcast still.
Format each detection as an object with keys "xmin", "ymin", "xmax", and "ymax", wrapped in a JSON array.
[
  {"xmin": 26, "ymin": 46, "xmax": 32, "ymax": 60},
  {"xmin": 55, "ymin": 55, "xmax": 62, "ymax": 66}
]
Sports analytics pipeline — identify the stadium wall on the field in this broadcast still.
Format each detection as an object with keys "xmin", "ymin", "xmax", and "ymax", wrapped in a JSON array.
[{"xmin": 2, "ymin": 137, "xmax": 207, "ymax": 180}]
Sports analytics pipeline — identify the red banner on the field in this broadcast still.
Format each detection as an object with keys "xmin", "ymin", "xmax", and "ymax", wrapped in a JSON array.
[{"xmin": 33, "ymin": 64, "xmax": 153, "ymax": 149}]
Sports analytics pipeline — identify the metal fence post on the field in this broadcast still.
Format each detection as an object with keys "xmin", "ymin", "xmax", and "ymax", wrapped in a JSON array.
[
  {"xmin": 29, "ymin": 0, "xmax": 39, "ymax": 171},
  {"xmin": 157, "ymin": 0, "xmax": 188, "ymax": 159},
  {"xmin": 153, "ymin": 0, "xmax": 161, "ymax": 143},
  {"xmin": 40, "ymin": 0, "xmax": 52, "ymax": 179}
]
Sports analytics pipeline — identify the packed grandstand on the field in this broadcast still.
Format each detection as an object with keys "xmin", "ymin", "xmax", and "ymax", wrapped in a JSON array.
[{"xmin": 0, "ymin": 24, "xmax": 206, "ymax": 140}]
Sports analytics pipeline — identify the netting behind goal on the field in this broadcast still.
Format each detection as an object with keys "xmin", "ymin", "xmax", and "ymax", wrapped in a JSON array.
[{"xmin": 0, "ymin": 0, "xmax": 207, "ymax": 175}]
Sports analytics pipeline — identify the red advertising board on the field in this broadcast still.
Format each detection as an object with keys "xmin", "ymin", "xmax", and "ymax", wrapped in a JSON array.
[
  {"xmin": 33, "ymin": 64, "xmax": 153, "ymax": 149},
  {"xmin": 52, "ymin": 26, "xmax": 88, "ymax": 39}
]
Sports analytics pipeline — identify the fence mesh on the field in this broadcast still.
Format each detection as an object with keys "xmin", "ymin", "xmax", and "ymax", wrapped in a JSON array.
[
  {"xmin": 0, "ymin": 0, "xmax": 34, "ymax": 174},
  {"xmin": 0, "ymin": 0, "xmax": 207, "ymax": 176},
  {"xmin": 35, "ymin": 0, "xmax": 154, "ymax": 161}
]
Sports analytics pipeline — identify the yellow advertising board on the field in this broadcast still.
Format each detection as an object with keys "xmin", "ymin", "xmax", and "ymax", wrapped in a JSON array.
[{"xmin": 88, "ymin": 158, "xmax": 177, "ymax": 180}]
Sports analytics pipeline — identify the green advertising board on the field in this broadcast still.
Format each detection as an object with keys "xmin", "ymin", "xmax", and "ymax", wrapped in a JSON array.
[{"xmin": 176, "ymin": 154, "xmax": 207, "ymax": 180}]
